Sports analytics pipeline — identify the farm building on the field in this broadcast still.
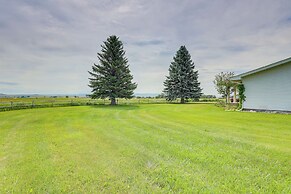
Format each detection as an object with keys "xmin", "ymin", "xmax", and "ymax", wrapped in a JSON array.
[{"xmin": 231, "ymin": 57, "xmax": 291, "ymax": 112}]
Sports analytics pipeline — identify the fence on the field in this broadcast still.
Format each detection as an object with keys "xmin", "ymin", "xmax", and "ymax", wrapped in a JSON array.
[
  {"xmin": 0, "ymin": 97, "xmax": 219, "ymax": 112},
  {"xmin": 0, "ymin": 98, "xmax": 170, "ymax": 112}
]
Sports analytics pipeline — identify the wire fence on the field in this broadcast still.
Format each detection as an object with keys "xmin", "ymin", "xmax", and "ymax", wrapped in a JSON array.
[
  {"xmin": 0, "ymin": 97, "xmax": 219, "ymax": 112},
  {"xmin": 0, "ymin": 98, "xmax": 170, "ymax": 112}
]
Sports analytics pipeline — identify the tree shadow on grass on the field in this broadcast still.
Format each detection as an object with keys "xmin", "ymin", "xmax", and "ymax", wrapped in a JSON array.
[{"xmin": 88, "ymin": 104, "xmax": 140, "ymax": 110}]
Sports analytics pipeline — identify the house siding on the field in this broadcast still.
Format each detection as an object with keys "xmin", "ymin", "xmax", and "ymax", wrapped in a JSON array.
[{"xmin": 242, "ymin": 61, "xmax": 291, "ymax": 111}]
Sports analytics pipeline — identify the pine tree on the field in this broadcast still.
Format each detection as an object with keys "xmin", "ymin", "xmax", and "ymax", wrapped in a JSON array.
[
  {"xmin": 163, "ymin": 46, "xmax": 202, "ymax": 103},
  {"xmin": 88, "ymin": 35, "xmax": 137, "ymax": 105}
]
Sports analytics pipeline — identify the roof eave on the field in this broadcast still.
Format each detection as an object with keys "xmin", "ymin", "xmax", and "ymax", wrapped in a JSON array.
[
  {"xmin": 231, "ymin": 56, "xmax": 291, "ymax": 80},
  {"xmin": 230, "ymin": 76, "xmax": 242, "ymax": 81}
]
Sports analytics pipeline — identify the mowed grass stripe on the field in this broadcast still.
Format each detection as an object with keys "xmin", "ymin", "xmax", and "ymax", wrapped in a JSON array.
[
  {"xmin": 88, "ymin": 106, "xmax": 290, "ymax": 192},
  {"xmin": 114, "ymin": 105, "xmax": 290, "ymax": 192},
  {"xmin": 0, "ymin": 104, "xmax": 290, "ymax": 193},
  {"xmin": 137, "ymin": 104, "xmax": 291, "ymax": 152}
]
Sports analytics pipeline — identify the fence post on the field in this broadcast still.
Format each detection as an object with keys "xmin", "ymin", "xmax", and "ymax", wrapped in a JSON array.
[
  {"xmin": 32, "ymin": 100, "xmax": 34, "ymax": 108},
  {"xmin": 10, "ymin": 101, "xmax": 13, "ymax": 109}
]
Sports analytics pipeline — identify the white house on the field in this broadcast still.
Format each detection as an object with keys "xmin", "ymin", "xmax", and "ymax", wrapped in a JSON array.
[{"xmin": 231, "ymin": 57, "xmax": 291, "ymax": 112}]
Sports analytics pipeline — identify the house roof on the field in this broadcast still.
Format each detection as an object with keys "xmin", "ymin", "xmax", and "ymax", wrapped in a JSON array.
[{"xmin": 231, "ymin": 56, "xmax": 291, "ymax": 81}]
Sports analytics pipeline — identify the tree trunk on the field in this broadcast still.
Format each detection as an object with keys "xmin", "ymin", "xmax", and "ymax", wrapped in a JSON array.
[
  {"xmin": 180, "ymin": 97, "xmax": 185, "ymax": 104},
  {"xmin": 226, "ymin": 94, "xmax": 230, "ymax": 104},
  {"xmin": 226, "ymin": 89, "xmax": 230, "ymax": 103},
  {"xmin": 110, "ymin": 98, "xmax": 116, "ymax": 105},
  {"xmin": 233, "ymin": 86, "xmax": 237, "ymax": 103}
]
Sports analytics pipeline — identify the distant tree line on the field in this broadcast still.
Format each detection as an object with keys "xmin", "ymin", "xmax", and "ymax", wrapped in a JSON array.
[{"xmin": 201, "ymin": 94, "xmax": 216, "ymax": 99}]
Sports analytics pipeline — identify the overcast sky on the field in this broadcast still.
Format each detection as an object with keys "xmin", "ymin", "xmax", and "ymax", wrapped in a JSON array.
[{"xmin": 0, "ymin": 0, "xmax": 291, "ymax": 95}]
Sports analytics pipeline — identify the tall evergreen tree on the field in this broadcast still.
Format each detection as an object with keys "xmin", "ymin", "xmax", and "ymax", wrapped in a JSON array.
[
  {"xmin": 163, "ymin": 46, "xmax": 202, "ymax": 103},
  {"xmin": 88, "ymin": 35, "xmax": 137, "ymax": 105}
]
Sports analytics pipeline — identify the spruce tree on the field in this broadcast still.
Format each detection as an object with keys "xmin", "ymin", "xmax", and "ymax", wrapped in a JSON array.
[
  {"xmin": 88, "ymin": 35, "xmax": 137, "ymax": 105},
  {"xmin": 163, "ymin": 46, "xmax": 202, "ymax": 103}
]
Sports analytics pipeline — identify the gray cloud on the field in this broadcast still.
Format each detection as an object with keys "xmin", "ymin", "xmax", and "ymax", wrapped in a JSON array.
[
  {"xmin": 0, "ymin": 82, "xmax": 18, "ymax": 86},
  {"xmin": 159, "ymin": 51, "xmax": 174, "ymax": 56},
  {"xmin": 131, "ymin": 40, "xmax": 165, "ymax": 46},
  {"xmin": 0, "ymin": 0, "xmax": 291, "ymax": 95}
]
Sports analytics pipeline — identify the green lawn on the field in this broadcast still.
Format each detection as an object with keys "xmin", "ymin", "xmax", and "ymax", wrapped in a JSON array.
[{"xmin": 0, "ymin": 104, "xmax": 290, "ymax": 193}]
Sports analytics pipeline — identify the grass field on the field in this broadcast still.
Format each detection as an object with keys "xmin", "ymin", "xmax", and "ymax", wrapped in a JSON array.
[{"xmin": 0, "ymin": 104, "xmax": 290, "ymax": 193}]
